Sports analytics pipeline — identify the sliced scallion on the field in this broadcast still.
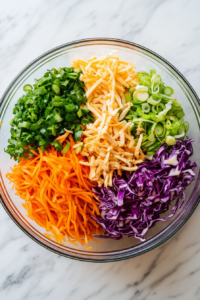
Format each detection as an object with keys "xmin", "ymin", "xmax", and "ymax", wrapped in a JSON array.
[
  {"xmin": 184, "ymin": 121, "xmax": 189, "ymax": 132},
  {"xmin": 136, "ymin": 91, "xmax": 149, "ymax": 102},
  {"xmin": 147, "ymin": 96, "xmax": 161, "ymax": 105},
  {"xmin": 75, "ymin": 130, "xmax": 83, "ymax": 141},
  {"xmin": 75, "ymin": 144, "xmax": 83, "ymax": 154},
  {"xmin": 52, "ymin": 84, "xmax": 60, "ymax": 94},
  {"xmin": 142, "ymin": 103, "xmax": 150, "ymax": 113},
  {"xmin": 176, "ymin": 110, "xmax": 185, "ymax": 118},
  {"xmin": 155, "ymin": 123, "xmax": 165, "ymax": 136},
  {"xmin": 125, "ymin": 93, "xmax": 132, "ymax": 102},
  {"xmin": 23, "ymin": 84, "xmax": 32, "ymax": 92},
  {"xmin": 61, "ymin": 142, "xmax": 71, "ymax": 155},
  {"xmin": 54, "ymin": 114, "xmax": 63, "ymax": 123},
  {"xmin": 166, "ymin": 135, "xmax": 176, "ymax": 145},
  {"xmin": 156, "ymin": 103, "xmax": 166, "ymax": 113},
  {"xmin": 135, "ymin": 85, "xmax": 148, "ymax": 92},
  {"xmin": 77, "ymin": 109, "xmax": 82, "ymax": 118},
  {"xmin": 163, "ymin": 86, "xmax": 174, "ymax": 96}
]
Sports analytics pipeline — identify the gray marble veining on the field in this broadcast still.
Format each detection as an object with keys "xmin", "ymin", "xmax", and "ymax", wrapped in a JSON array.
[{"xmin": 0, "ymin": 0, "xmax": 200, "ymax": 299}]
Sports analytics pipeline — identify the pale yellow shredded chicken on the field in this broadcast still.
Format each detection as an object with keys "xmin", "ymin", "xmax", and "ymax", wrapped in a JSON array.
[{"xmin": 71, "ymin": 53, "xmax": 146, "ymax": 187}]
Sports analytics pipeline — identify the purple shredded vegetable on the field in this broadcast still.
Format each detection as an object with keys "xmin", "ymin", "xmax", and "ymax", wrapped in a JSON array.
[{"xmin": 91, "ymin": 137, "xmax": 197, "ymax": 241}]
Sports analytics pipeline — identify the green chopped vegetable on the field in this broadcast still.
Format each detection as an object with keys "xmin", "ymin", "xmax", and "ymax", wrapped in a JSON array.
[
  {"xmin": 23, "ymin": 84, "xmax": 32, "ymax": 92},
  {"xmin": 125, "ymin": 93, "xmax": 132, "ymax": 103},
  {"xmin": 136, "ymin": 91, "xmax": 149, "ymax": 102},
  {"xmin": 163, "ymin": 86, "xmax": 174, "ymax": 96},
  {"xmin": 75, "ymin": 130, "xmax": 83, "ymax": 141},
  {"xmin": 147, "ymin": 96, "xmax": 161, "ymax": 105},
  {"xmin": 166, "ymin": 136, "xmax": 176, "ymax": 145},
  {"xmin": 75, "ymin": 144, "xmax": 83, "ymax": 154},
  {"xmin": 142, "ymin": 103, "xmax": 150, "ymax": 113},
  {"xmin": 155, "ymin": 123, "xmax": 165, "ymax": 136},
  {"xmin": 51, "ymin": 140, "xmax": 63, "ymax": 151},
  {"xmin": 61, "ymin": 142, "xmax": 71, "ymax": 155},
  {"xmin": 5, "ymin": 67, "xmax": 94, "ymax": 161},
  {"xmin": 125, "ymin": 69, "xmax": 189, "ymax": 155}
]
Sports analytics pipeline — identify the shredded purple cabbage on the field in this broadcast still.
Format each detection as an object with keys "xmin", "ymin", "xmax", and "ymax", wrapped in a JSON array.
[{"xmin": 91, "ymin": 137, "xmax": 197, "ymax": 241}]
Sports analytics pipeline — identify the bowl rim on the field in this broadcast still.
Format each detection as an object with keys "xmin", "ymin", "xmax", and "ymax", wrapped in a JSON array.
[{"xmin": 0, "ymin": 37, "xmax": 200, "ymax": 263}]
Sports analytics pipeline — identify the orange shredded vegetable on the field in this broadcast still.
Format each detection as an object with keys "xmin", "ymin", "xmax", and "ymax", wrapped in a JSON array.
[{"xmin": 6, "ymin": 135, "xmax": 103, "ymax": 248}]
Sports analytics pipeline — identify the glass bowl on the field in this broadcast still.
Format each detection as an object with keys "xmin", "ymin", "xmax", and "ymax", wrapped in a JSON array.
[{"xmin": 0, "ymin": 38, "xmax": 200, "ymax": 262}]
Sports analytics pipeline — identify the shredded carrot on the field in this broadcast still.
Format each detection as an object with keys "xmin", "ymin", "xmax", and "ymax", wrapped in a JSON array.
[{"xmin": 6, "ymin": 135, "xmax": 103, "ymax": 248}]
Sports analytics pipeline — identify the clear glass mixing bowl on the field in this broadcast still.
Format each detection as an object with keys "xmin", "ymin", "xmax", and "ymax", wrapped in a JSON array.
[{"xmin": 0, "ymin": 38, "xmax": 200, "ymax": 262}]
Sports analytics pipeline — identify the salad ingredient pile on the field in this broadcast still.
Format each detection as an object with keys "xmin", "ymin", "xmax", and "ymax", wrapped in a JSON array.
[
  {"xmin": 6, "ymin": 134, "xmax": 103, "ymax": 248},
  {"xmin": 72, "ymin": 54, "xmax": 145, "ymax": 187},
  {"xmin": 91, "ymin": 138, "xmax": 196, "ymax": 241},
  {"xmin": 126, "ymin": 70, "xmax": 189, "ymax": 155},
  {"xmin": 5, "ymin": 67, "xmax": 94, "ymax": 162}
]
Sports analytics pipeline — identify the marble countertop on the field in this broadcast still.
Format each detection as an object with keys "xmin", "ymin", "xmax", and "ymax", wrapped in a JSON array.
[{"xmin": 0, "ymin": 0, "xmax": 200, "ymax": 299}]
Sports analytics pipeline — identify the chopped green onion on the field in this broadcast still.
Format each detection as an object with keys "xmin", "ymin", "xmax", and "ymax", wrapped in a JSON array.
[
  {"xmin": 157, "ymin": 94, "xmax": 174, "ymax": 101},
  {"xmin": 132, "ymin": 118, "xmax": 154, "ymax": 124},
  {"xmin": 151, "ymin": 106, "xmax": 157, "ymax": 114},
  {"xmin": 155, "ymin": 123, "xmax": 165, "ymax": 136},
  {"xmin": 65, "ymin": 104, "xmax": 76, "ymax": 112},
  {"xmin": 53, "ymin": 96, "xmax": 61, "ymax": 102},
  {"xmin": 173, "ymin": 132, "xmax": 185, "ymax": 139},
  {"xmin": 30, "ymin": 124, "xmax": 41, "ymax": 131},
  {"xmin": 147, "ymin": 96, "xmax": 161, "ymax": 105},
  {"xmin": 53, "ymin": 108, "xmax": 61, "ymax": 115},
  {"xmin": 18, "ymin": 121, "xmax": 32, "ymax": 129},
  {"xmin": 165, "ymin": 119, "xmax": 172, "ymax": 129},
  {"xmin": 184, "ymin": 121, "xmax": 189, "ymax": 133},
  {"xmin": 143, "ymin": 140, "xmax": 156, "ymax": 148},
  {"xmin": 142, "ymin": 103, "xmax": 150, "ymax": 113},
  {"xmin": 156, "ymin": 103, "xmax": 166, "ymax": 113},
  {"xmin": 77, "ymin": 109, "xmax": 82, "ymax": 118},
  {"xmin": 74, "ymin": 68, "xmax": 82, "ymax": 73},
  {"xmin": 23, "ymin": 84, "xmax": 32, "ymax": 92},
  {"xmin": 33, "ymin": 86, "xmax": 47, "ymax": 95},
  {"xmin": 147, "ymin": 142, "xmax": 162, "ymax": 152},
  {"xmin": 129, "ymin": 87, "xmax": 135, "ymax": 94},
  {"xmin": 169, "ymin": 116, "xmax": 177, "ymax": 121},
  {"xmin": 157, "ymin": 104, "xmax": 172, "ymax": 116},
  {"xmin": 51, "ymin": 140, "xmax": 63, "ymax": 151},
  {"xmin": 52, "ymin": 102, "xmax": 63, "ymax": 107},
  {"xmin": 136, "ymin": 91, "xmax": 149, "ymax": 102},
  {"xmin": 61, "ymin": 142, "xmax": 71, "ymax": 155},
  {"xmin": 52, "ymin": 84, "xmax": 60, "ymax": 94},
  {"xmin": 8, "ymin": 139, "xmax": 18, "ymax": 146},
  {"xmin": 150, "ymin": 69, "xmax": 156, "ymax": 77},
  {"xmin": 125, "ymin": 93, "xmax": 132, "ymax": 102},
  {"xmin": 148, "ymin": 133, "xmax": 156, "ymax": 142},
  {"xmin": 75, "ymin": 130, "xmax": 83, "ymax": 141},
  {"xmin": 151, "ymin": 74, "xmax": 161, "ymax": 85},
  {"xmin": 57, "ymin": 67, "xmax": 62, "ymax": 73},
  {"xmin": 54, "ymin": 114, "xmax": 63, "ymax": 123},
  {"xmin": 75, "ymin": 144, "xmax": 83, "ymax": 154},
  {"xmin": 37, "ymin": 119, "xmax": 44, "ymax": 125},
  {"xmin": 163, "ymin": 86, "xmax": 174, "ymax": 96},
  {"xmin": 151, "ymin": 84, "xmax": 160, "ymax": 95},
  {"xmin": 166, "ymin": 135, "xmax": 176, "ymax": 145},
  {"xmin": 176, "ymin": 110, "xmax": 185, "ymax": 118},
  {"xmin": 61, "ymin": 80, "xmax": 69, "ymax": 86},
  {"xmin": 81, "ymin": 105, "xmax": 89, "ymax": 112},
  {"xmin": 135, "ymin": 85, "xmax": 148, "ymax": 92}
]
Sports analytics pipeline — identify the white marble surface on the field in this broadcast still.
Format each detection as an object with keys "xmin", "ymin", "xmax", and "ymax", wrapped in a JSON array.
[{"xmin": 0, "ymin": 0, "xmax": 200, "ymax": 299}]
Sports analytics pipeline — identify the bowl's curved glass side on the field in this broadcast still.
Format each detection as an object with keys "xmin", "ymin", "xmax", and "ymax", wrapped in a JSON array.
[{"xmin": 0, "ymin": 38, "xmax": 200, "ymax": 262}]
